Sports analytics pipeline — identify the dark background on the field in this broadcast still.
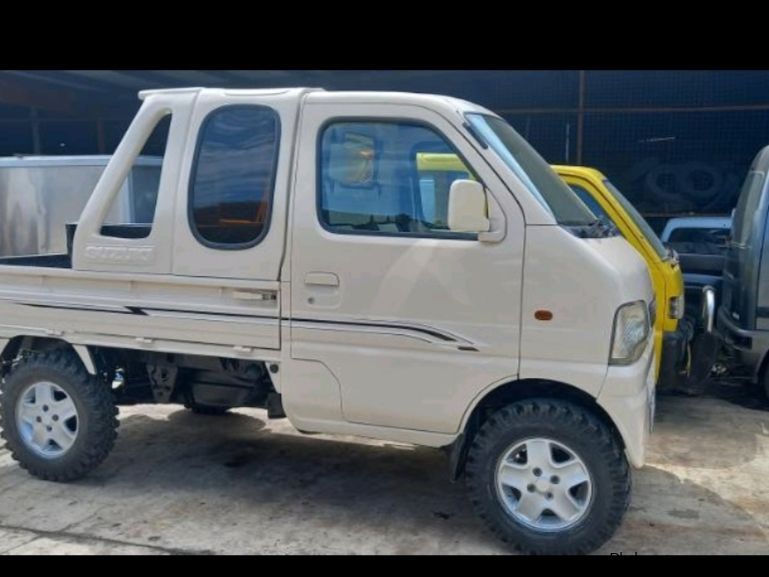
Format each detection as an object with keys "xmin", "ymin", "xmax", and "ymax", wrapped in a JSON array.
[{"xmin": 2, "ymin": 70, "xmax": 768, "ymax": 228}]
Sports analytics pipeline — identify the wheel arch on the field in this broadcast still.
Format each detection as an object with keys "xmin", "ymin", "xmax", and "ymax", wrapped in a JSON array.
[
  {"xmin": 448, "ymin": 378, "xmax": 624, "ymax": 482},
  {"xmin": 0, "ymin": 336, "xmax": 99, "ymax": 376}
]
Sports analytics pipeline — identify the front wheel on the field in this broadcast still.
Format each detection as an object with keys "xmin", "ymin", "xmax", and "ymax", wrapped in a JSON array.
[{"xmin": 465, "ymin": 399, "xmax": 631, "ymax": 555}]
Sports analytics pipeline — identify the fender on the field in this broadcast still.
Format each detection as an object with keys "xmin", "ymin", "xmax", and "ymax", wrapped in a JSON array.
[
  {"xmin": 72, "ymin": 344, "xmax": 97, "ymax": 375},
  {"xmin": 0, "ymin": 337, "xmax": 97, "ymax": 376}
]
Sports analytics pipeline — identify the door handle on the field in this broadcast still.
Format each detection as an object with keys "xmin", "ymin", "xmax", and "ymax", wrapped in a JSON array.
[
  {"xmin": 232, "ymin": 289, "xmax": 277, "ymax": 301},
  {"xmin": 304, "ymin": 272, "xmax": 340, "ymax": 287}
]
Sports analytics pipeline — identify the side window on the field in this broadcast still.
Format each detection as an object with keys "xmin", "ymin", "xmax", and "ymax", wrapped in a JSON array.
[
  {"xmin": 569, "ymin": 183, "xmax": 612, "ymax": 224},
  {"xmin": 101, "ymin": 114, "xmax": 169, "ymax": 239},
  {"xmin": 189, "ymin": 106, "xmax": 280, "ymax": 248},
  {"xmin": 129, "ymin": 162, "xmax": 163, "ymax": 224},
  {"xmin": 319, "ymin": 121, "xmax": 477, "ymax": 237}
]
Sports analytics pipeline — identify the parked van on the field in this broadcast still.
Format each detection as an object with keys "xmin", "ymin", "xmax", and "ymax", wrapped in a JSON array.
[{"xmin": 0, "ymin": 88, "xmax": 655, "ymax": 554}]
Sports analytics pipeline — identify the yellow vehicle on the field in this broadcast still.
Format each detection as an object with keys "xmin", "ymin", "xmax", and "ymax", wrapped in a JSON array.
[
  {"xmin": 416, "ymin": 154, "xmax": 690, "ymax": 385},
  {"xmin": 552, "ymin": 166, "xmax": 689, "ymax": 385}
]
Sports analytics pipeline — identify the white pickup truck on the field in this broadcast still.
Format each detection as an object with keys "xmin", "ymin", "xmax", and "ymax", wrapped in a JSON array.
[{"xmin": 0, "ymin": 87, "xmax": 655, "ymax": 554}]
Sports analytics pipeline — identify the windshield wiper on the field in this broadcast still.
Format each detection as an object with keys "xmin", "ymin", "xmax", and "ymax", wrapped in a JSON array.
[{"xmin": 567, "ymin": 218, "xmax": 611, "ymax": 238}]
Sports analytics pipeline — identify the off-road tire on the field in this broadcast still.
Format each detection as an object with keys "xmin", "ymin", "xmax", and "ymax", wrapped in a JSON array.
[
  {"xmin": 0, "ymin": 350, "xmax": 119, "ymax": 482},
  {"xmin": 465, "ymin": 398, "xmax": 631, "ymax": 555}
]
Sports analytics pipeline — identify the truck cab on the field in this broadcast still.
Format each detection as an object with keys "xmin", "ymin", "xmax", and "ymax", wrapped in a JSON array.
[{"xmin": 0, "ymin": 88, "xmax": 655, "ymax": 554}]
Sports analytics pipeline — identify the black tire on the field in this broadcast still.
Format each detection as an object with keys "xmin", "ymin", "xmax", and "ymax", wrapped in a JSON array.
[
  {"xmin": 0, "ymin": 350, "xmax": 119, "ymax": 482},
  {"xmin": 465, "ymin": 399, "xmax": 631, "ymax": 555}
]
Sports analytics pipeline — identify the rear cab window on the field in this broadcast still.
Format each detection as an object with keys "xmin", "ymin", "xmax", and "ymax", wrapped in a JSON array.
[
  {"xmin": 668, "ymin": 227, "xmax": 730, "ymax": 244},
  {"xmin": 189, "ymin": 105, "xmax": 280, "ymax": 249}
]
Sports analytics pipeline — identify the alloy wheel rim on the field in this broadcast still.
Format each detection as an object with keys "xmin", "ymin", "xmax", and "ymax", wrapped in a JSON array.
[
  {"xmin": 15, "ymin": 381, "xmax": 79, "ymax": 459},
  {"xmin": 495, "ymin": 437, "xmax": 593, "ymax": 531}
]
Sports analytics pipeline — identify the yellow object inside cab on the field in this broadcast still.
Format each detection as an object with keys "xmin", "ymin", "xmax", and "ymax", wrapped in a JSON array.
[{"xmin": 552, "ymin": 166, "xmax": 688, "ymax": 384}]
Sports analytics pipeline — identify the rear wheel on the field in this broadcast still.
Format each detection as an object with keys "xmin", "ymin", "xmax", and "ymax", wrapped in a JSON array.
[
  {"xmin": 465, "ymin": 399, "xmax": 630, "ymax": 555},
  {"xmin": 0, "ymin": 350, "xmax": 119, "ymax": 482}
]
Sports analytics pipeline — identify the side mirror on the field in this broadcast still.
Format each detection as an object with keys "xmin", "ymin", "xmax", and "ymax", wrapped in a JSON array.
[{"xmin": 448, "ymin": 179, "xmax": 490, "ymax": 233}]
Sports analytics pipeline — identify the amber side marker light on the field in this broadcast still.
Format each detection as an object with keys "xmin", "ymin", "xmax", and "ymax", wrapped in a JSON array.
[{"xmin": 534, "ymin": 310, "xmax": 553, "ymax": 321}]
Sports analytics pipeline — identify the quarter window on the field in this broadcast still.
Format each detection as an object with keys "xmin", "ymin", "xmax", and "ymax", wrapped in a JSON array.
[
  {"xmin": 190, "ymin": 106, "xmax": 280, "ymax": 247},
  {"xmin": 101, "ymin": 113, "xmax": 169, "ymax": 239},
  {"xmin": 319, "ymin": 121, "xmax": 477, "ymax": 237}
]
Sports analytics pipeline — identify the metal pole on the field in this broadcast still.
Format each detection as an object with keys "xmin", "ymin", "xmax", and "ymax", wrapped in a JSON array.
[
  {"xmin": 30, "ymin": 107, "xmax": 41, "ymax": 154},
  {"xmin": 97, "ymin": 118, "xmax": 106, "ymax": 153},
  {"xmin": 576, "ymin": 70, "xmax": 585, "ymax": 165}
]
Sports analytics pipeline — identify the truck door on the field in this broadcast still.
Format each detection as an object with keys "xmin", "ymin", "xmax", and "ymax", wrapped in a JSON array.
[
  {"xmin": 289, "ymin": 100, "xmax": 525, "ymax": 434},
  {"xmin": 169, "ymin": 91, "xmax": 303, "ymax": 351}
]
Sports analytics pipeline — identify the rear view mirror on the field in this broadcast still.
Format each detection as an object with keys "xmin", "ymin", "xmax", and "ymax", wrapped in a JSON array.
[{"xmin": 448, "ymin": 179, "xmax": 490, "ymax": 233}]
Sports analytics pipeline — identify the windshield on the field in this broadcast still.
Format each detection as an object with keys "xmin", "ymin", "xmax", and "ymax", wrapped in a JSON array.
[
  {"xmin": 466, "ymin": 114, "xmax": 595, "ymax": 226},
  {"xmin": 603, "ymin": 180, "xmax": 668, "ymax": 260},
  {"xmin": 732, "ymin": 171, "xmax": 765, "ymax": 246}
]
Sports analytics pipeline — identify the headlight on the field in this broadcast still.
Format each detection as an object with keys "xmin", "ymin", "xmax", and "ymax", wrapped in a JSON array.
[
  {"xmin": 668, "ymin": 295, "xmax": 685, "ymax": 320},
  {"xmin": 610, "ymin": 301, "xmax": 650, "ymax": 365}
]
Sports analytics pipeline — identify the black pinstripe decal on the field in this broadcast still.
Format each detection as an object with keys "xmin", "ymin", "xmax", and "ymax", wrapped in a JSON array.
[{"xmin": 19, "ymin": 302, "xmax": 462, "ymax": 343}]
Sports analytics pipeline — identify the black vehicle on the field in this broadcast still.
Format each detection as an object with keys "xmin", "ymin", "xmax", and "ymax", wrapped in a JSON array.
[{"xmin": 717, "ymin": 145, "xmax": 769, "ymax": 397}]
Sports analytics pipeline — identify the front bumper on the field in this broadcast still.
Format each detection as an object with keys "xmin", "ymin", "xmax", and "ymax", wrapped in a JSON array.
[
  {"xmin": 717, "ymin": 305, "xmax": 756, "ymax": 349},
  {"xmin": 716, "ymin": 305, "xmax": 766, "ymax": 377},
  {"xmin": 597, "ymin": 338, "xmax": 655, "ymax": 469}
]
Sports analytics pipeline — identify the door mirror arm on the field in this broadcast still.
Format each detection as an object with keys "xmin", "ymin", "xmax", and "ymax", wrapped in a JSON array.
[{"xmin": 478, "ymin": 189, "xmax": 506, "ymax": 243}]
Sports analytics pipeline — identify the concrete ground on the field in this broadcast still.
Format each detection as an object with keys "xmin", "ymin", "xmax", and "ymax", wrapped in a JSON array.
[{"xmin": 1, "ymin": 380, "xmax": 769, "ymax": 555}]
